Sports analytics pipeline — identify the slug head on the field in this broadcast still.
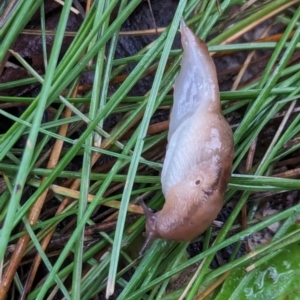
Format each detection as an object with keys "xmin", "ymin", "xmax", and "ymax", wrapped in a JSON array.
[{"xmin": 138, "ymin": 198, "xmax": 161, "ymax": 255}]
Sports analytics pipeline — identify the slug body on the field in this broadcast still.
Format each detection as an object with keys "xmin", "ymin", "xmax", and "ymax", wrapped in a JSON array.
[{"xmin": 140, "ymin": 21, "xmax": 234, "ymax": 253}]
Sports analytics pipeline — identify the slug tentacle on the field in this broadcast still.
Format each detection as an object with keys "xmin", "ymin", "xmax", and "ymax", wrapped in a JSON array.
[
  {"xmin": 140, "ymin": 21, "xmax": 234, "ymax": 254},
  {"xmin": 137, "ymin": 198, "xmax": 160, "ymax": 255}
]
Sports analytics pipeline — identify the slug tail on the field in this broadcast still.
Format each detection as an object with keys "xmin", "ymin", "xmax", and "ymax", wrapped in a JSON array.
[
  {"xmin": 180, "ymin": 20, "xmax": 219, "ymax": 106},
  {"xmin": 168, "ymin": 20, "xmax": 220, "ymax": 139}
]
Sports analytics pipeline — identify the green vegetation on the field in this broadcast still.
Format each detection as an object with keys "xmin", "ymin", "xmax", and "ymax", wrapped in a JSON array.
[{"xmin": 1, "ymin": 0, "xmax": 300, "ymax": 299}]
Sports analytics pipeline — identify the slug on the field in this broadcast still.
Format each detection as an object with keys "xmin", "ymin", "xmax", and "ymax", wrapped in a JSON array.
[{"xmin": 139, "ymin": 20, "xmax": 234, "ymax": 254}]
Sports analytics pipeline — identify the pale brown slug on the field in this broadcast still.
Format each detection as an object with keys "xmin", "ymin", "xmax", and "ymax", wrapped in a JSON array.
[{"xmin": 139, "ymin": 20, "xmax": 234, "ymax": 254}]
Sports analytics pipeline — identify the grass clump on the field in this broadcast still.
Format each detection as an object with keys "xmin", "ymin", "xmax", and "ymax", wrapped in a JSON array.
[{"xmin": 1, "ymin": 0, "xmax": 300, "ymax": 299}]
